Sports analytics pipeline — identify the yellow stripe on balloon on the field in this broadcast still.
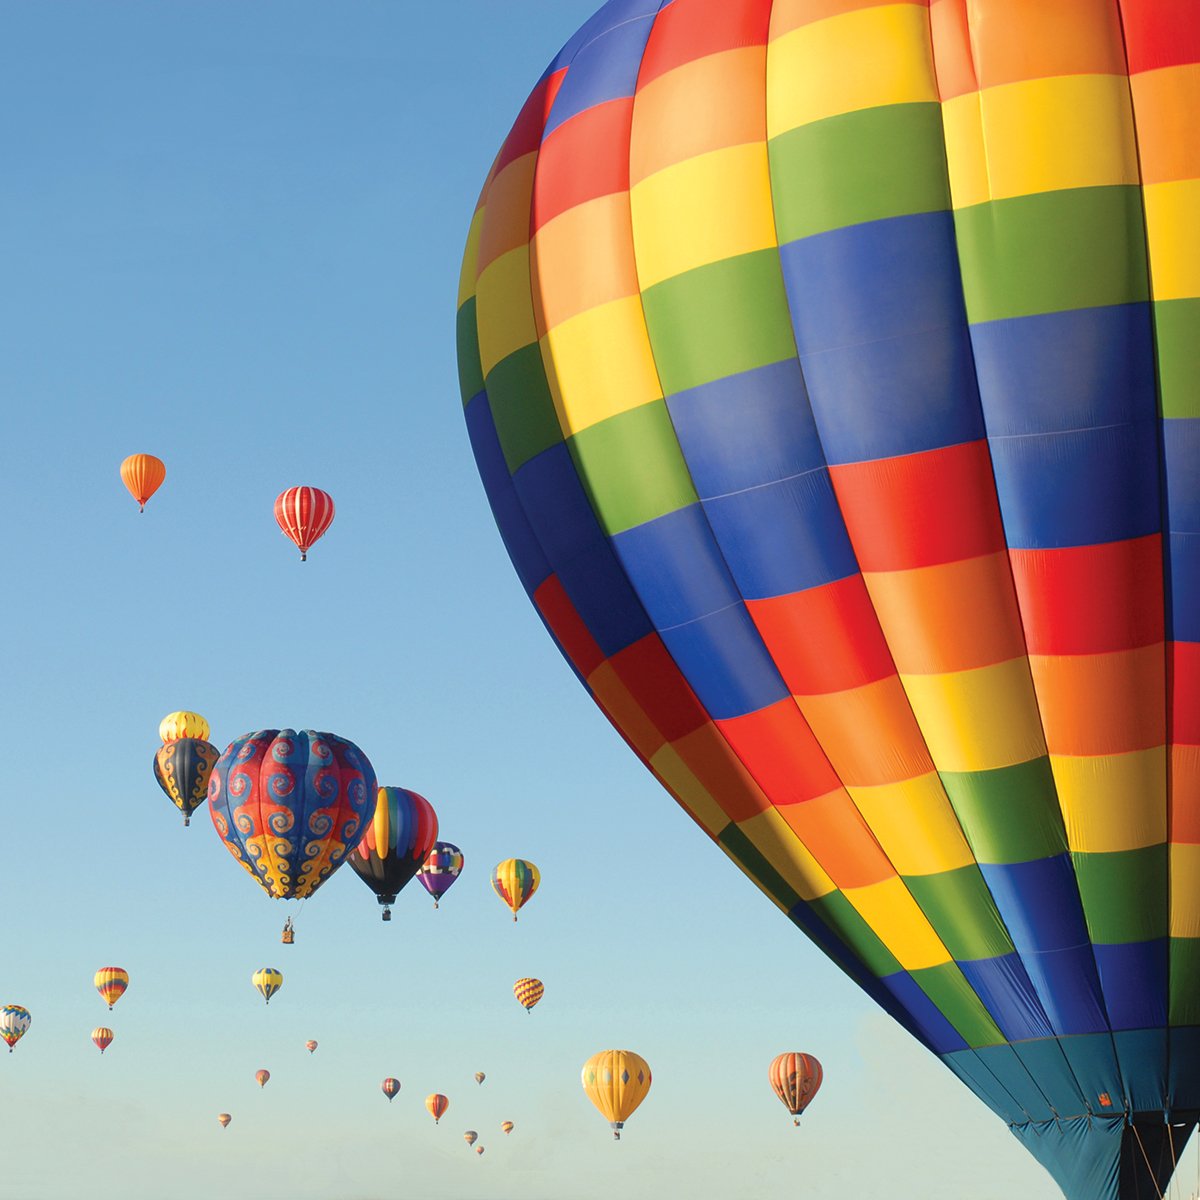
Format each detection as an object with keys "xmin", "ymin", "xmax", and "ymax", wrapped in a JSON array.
[
  {"xmin": 1051, "ymin": 747, "xmax": 1167, "ymax": 854},
  {"xmin": 477, "ymin": 247, "xmax": 537, "ymax": 377},
  {"xmin": 841, "ymin": 876, "xmax": 952, "ymax": 972},
  {"xmin": 541, "ymin": 297, "xmax": 663, "ymax": 435},
  {"xmin": 941, "ymin": 74, "xmax": 1139, "ymax": 209},
  {"xmin": 899, "ymin": 658, "xmax": 1047, "ymax": 774},
  {"xmin": 458, "ymin": 207, "xmax": 486, "ymax": 309},
  {"xmin": 737, "ymin": 807, "xmax": 837, "ymax": 902},
  {"xmin": 847, "ymin": 773, "xmax": 976, "ymax": 876},
  {"xmin": 648, "ymin": 743, "xmax": 739, "ymax": 841},
  {"xmin": 630, "ymin": 143, "xmax": 777, "ymax": 289},
  {"xmin": 1170, "ymin": 845, "xmax": 1200, "ymax": 938},
  {"xmin": 1142, "ymin": 179, "xmax": 1200, "ymax": 301},
  {"xmin": 766, "ymin": 4, "xmax": 937, "ymax": 139}
]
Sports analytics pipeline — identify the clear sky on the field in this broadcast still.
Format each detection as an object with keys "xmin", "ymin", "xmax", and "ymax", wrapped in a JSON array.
[{"xmin": 0, "ymin": 3, "xmax": 1081, "ymax": 1197}]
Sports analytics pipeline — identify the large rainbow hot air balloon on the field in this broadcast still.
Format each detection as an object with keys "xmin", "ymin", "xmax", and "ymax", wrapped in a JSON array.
[
  {"xmin": 348, "ymin": 787, "xmax": 439, "ymax": 920},
  {"xmin": 457, "ymin": 3, "xmax": 1200, "ymax": 1198},
  {"xmin": 208, "ymin": 730, "xmax": 376, "ymax": 901}
]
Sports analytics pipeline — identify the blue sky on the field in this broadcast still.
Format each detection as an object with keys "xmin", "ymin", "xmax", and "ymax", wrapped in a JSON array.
[{"xmin": 0, "ymin": 4, "xmax": 1071, "ymax": 1197}]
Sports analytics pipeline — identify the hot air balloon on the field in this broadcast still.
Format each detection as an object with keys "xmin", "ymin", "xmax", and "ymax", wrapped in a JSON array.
[
  {"xmin": 417, "ymin": 841, "xmax": 464, "ymax": 909},
  {"xmin": 159, "ymin": 711, "xmax": 210, "ymax": 743},
  {"xmin": 305, "ymin": 1040, "xmax": 318, "ymax": 1054},
  {"xmin": 458, "ymin": 2, "xmax": 1200, "ymax": 1197},
  {"xmin": 581, "ymin": 1050, "xmax": 651, "ymax": 1141},
  {"xmin": 474, "ymin": 1071, "xmax": 485, "ymax": 1085},
  {"xmin": 252, "ymin": 968, "xmax": 282, "ymax": 1005},
  {"xmin": 475, "ymin": 1146, "xmax": 485, "ymax": 1157},
  {"xmin": 513, "ymin": 978, "xmax": 544, "ymax": 1013},
  {"xmin": 501, "ymin": 1121, "xmax": 514, "ymax": 1136},
  {"xmin": 491, "ymin": 859, "xmax": 539, "ymax": 921},
  {"xmin": 256, "ymin": 1069, "xmax": 270, "ymax": 1089},
  {"xmin": 0, "ymin": 1006, "xmax": 30, "ymax": 1054},
  {"xmin": 155, "ymin": 738, "xmax": 219, "ymax": 826},
  {"xmin": 769, "ymin": 1053, "xmax": 823, "ymax": 1126},
  {"xmin": 348, "ymin": 787, "xmax": 439, "ymax": 921},
  {"xmin": 119, "ymin": 454, "xmax": 165, "ymax": 513},
  {"xmin": 217, "ymin": 1113, "xmax": 231, "ymax": 1130},
  {"xmin": 381, "ymin": 1078, "xmax": 401, "ymax": 1102},
  {"xmin": 463, "ymin": 1130, "xmax": 478, "ymax": 1147},
  {"xmin": 91, "ymin": 1027, "xmax": 114, "ymax": 1055},
  {"xmin": 208, "ymin": 730, "xmax": 376, "ymax": 901},
  {"xmin": 94, "ymin": 968, "xmax": 128, "ymax": 1011},
  {"xmin": 426, "ymin": 1094, "xmax": 449, "ymax": 1124},
  {"xmin": 274, "ymin": 486, "xmax": 335, "ymax": 562}
]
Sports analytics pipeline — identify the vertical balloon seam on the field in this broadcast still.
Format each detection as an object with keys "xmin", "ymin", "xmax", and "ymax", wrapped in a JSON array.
[
  {"xmin": 463, "ymin": 5, "xmax": 931, "ymax": 1046},
  {"xmin": 934, "ymin": 1, "xmax": 1166, "ymax": 1116},
  {"xmin": 300, "ymin": 732, "xmax": 343, "ymax": 895},
  {"xmin": 533, "ymin": 0, "xmax": 1012, "ymax": 1054}
]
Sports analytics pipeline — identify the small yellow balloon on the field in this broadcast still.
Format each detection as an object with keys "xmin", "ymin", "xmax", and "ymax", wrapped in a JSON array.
[
  {"xmin": 160, "ymin": 711, "xmax": 210, "ymax": 743},
  {"xmin": 581, "ymin": 1050, "xmax": 652, "ymax": 1140}
]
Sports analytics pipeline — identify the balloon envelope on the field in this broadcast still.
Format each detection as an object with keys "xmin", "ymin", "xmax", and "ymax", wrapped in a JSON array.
[
  {"xmin": 155, "ymin": 738, "xmax": 219, "ymax": 825},
  {"xmin": 252, "ymin": 968, "xmax": 282, "ymax": 1005},
  {"xmin": 463, "ymin": 1130, "xmax": 478, "ymax": 1146},
  {"xmin": 474, "ymin": 1072, "xmax": 485, "ymax": 1085},
  {"xmin": 581, "ymin": 1050, "xmax": 651, "ymax": 1140},
  {"xmin": 0, "ymin": 1006, "xmax": 30, "ymax": 1053},
  {"xmin": 348, "ymin": 787, "xmax": 439, "ymax": 918},
  {"xmin": 119, "ymin": 454, "xmax": 165, "ymax": 512},
  {"xmin": 458, "ymin": 2, "xmax": 1200, "ymax": 1196},
  {"xmin": 91, "ymin": 1027, "xmax": 114, "ymax": 1054},
  {"xmin": 94, "ymin": 968, "xmax": 128, "ymax": 1011},
  {"xmin": 256, "ymin": 1070, "xmax": 270, "ymax": 1089},
  {"xmin": 217, "ymin": 1114, "xmax": 231, "ymax": 1129},
  {"xmin": 159, "ymin": 711, "xmax": 210, "ymax": 743},
  {"xmin": 274, "ymin": 486, "xmax": 334, "ymax": 561},
  {"xmin": 491, "ymin": 859, "xmax": 539, "ymax": 921},
  {"xmin": 208, "ymin": 730, "xmax": 376, "ymax": 901},
  {"xmin": 382, "ymin": 1078, "xmax": 400, "ymax": 1101},
  {"xmin": 501, "ymin": 1121, "xmax": 514, "ymax": 1136},
  {"xmin": 417, "ymin": 841, "xmax": 464, "ymax": 907},
  {"xmin": 425, "ymin": 1093, "xmax": 449, "ymax": 1123},
  {"xmin": 769, "ymin": 1053, "xmax": 823, "ymax": 1124},
  {"xmin": 305, "ymin": 1040, "xmax": 318, "ymax": 1054},
  {"xmin": 513, "ymin": 978, "xmax": 544, "ymax": 1012}
]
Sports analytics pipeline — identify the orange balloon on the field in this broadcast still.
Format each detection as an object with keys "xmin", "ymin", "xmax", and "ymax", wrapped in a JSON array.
[
  {"xmin": 119, "ymin": 455, "xmax": 166, "ymax": 513},
  {"xmin": 769, "ymin": 1053, "xmax": 823, "ymax": 1125}
]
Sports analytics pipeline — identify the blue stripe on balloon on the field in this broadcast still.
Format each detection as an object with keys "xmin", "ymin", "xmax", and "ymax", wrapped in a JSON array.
[
  {"xmin": 543, "ymin": 0, "xmax": 663, "ymax": 137},
  {"xmin": 877, "ymin": 972, "xmax": 968, "ymax": 1055},
  {"xmin": 1163, "ymin": 419, "xmax": 1200, "ymax": 643},
  {"xmin": 657, "ymin": 603, "xmax": 789, "ymax": 720},
  {"xmin": 1010, "ymin": 1039, "xmax": 1087, "ymax": 1115},
  {"xmin": 512, "ymin": 444, "xmax": 653, "ymax": 657},
  {"xmin": 965, "ymin": 1044, "xmax": 1055, "ymax": 1122},
  {"xmin": 465, "ymin": 394, "xmax": 552, "ymax": 597},
  {"xmin": 970, "ymin": 304, "xmax": 1155, "ymax": 436},
  {"xmin": 987, "ymin": 421, "xmax": 1161, "ymax": 549},
  {"xmin": 957, "ymin": 954, "xmax": 1055, "ymax": 1042},
  {"xmin": 778, "ymin": 211, "xmax": 985, "ymax": 464},
  {"xmin": 943, "ymin": 1050, "xmax": 1027, "ymax": 1124},
  {"xmin": 1112, "ymin": 1027, "xmax": 1168, "ymax": 1113},
  {"xmin": 1093, "ymin": 939, "xmax": 1168, "ymax": 1032},
  {"xmin": 1167, "ymin": 532, "xmax": 1200, "ymax": 644},
  {"xmin": 1056, "ymin": 1033, "xmax": 1123, "ymax": 1113}
]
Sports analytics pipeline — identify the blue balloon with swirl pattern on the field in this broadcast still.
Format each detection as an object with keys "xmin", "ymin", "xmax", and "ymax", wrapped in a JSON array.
[{"xmin": 208, "ymin": 729, "xmax": 377, "ymax": 901}]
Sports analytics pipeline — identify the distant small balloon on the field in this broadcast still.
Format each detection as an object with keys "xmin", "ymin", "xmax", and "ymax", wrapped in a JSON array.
[
  {"xmin": 382, "ymin": 1078, "xmax": 401, "ymax": 1102},
  {"xmin": 0, "ymin": 1007, "xmax": 30, "ymax": 1053},
  {"xmin": 475, "ymin": 1145, "xmax": 485, "ymax": 1156},
  {"xmin": 426, "ymin": 1093, "xmax": 449, "ymax": 1124},
  {"xmin": 252, "ymin": 968, "xmax": 283, "ymax": 1005},
  {"xmin": 120, "ymin": 454, "xmax": 165, "ymax": 513},
  {"xmin": 418, "ymin": 841, "xmax": 464, "ymax": 908},
  {"xmin": 501, "ymin": 1121, "xmax": 514, "ymax": 1136},
  {"xmin": 256, "ymin": 1069, "xmax": 270, "ymax": 1089},
  {"xmin": 769, "ymin": 1053, "xmax": 823, "ymax": 1126},
  {"xmin": 154, "ymin": 738, "xmax": 219, "ymax": 825},
  {"xmin": 274, "ymin": 486, "xmax": 335, "ymax": 562},
  {"xmin": 582, "ymin": 1050, "xmax": 652, "ymax": 1141},
  {"xmin": 94, "ymin": 967, "xmax": 129, "ymax": 1011},
  {"xmin": 91, "ymin": 1027, "xmax": 114, "ymax": 1054},
  {"xmin": 475, "ymin": 1072, "xmax": 485, "ymax": 1085},
  {"xmin": 491, "ymin": 858, "xmax": 539, "ymax": 922},
  {"xmin": 217, "ymin": 1113, "xmax": 232, "ymax": 1130},
  {"xmin": 463, "ymin": 1130, "xmax": 478, "ymax": 1147},
  {"xmin": 159, "ymin": 711, "xmax": 210, "ymax": 743},
  {"xmin": 513, "ymin": 977, "xmax": 544, "ymax": 1013},
  {"xmin": 305, "ymin": 1040, "xmax": 318, "ymax": 1054}
]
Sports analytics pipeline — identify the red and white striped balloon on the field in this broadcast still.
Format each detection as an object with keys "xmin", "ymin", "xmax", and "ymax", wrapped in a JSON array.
[{"xmin": 274, "ymin": 487, "xmax": 335, "ymax": 562}]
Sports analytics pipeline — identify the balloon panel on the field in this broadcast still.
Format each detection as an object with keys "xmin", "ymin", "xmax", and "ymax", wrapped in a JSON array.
[{"xmin": 458, "ymin": 1, "xmax": 1200, "ymax": 1196}]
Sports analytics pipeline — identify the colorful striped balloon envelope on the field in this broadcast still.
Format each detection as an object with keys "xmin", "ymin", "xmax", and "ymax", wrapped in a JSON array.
[{"xmin": 456, "ymin": 2, "xmax": 1200, "ymax": 1198}]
